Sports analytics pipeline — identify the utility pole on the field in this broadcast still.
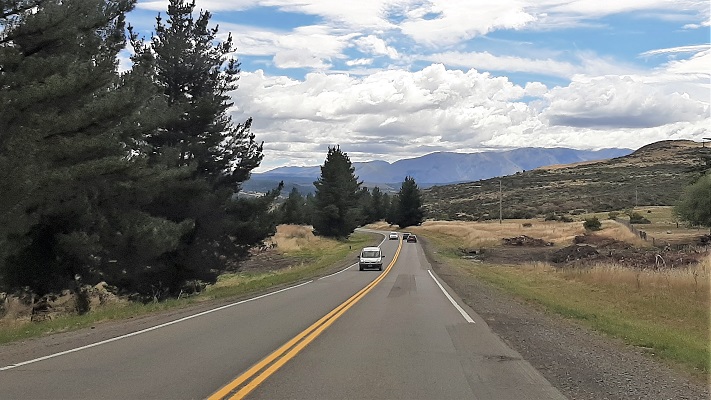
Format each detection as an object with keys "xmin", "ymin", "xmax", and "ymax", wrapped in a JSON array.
[{"xmin": 499, "ymin": 179, "xmax": 502, "ymax": 224}]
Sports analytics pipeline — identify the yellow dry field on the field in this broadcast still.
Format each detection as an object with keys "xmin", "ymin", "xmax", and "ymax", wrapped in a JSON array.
[
  {"xmin": 266, "ymin": 224, "xmax": 327, "ymax": 252},
  {"xmin": 381, "ymin": 218, "xmax": 650, "ymax": 248}
]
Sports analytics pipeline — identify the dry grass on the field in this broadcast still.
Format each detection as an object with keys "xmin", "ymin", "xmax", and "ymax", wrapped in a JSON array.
[
  {"xmin": 421, "ymin": 220, "xmax": 711, "ymax": 376},
  {"xmin": 267, "ymin": 224, "xmax": 327, "ymax": 252},
  {"xmin": 585, "ymin": 206, "xmax": 706, "ymax": 244},
  {"xmin": 559, "ymin": 258, "xmax": 710, "ymax": 295},
  {"xmin": 595, "ymin": 220, "xmax": 652, "ymax": 247},
  {"xmin": 411, "ymin": 219, "xmax": 586, "ymax": 248}
]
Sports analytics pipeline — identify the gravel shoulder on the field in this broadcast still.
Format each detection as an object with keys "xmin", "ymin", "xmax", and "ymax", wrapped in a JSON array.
[{"xmin": 422, "ymin": 237, "xmax": 710, "ymax": 400}]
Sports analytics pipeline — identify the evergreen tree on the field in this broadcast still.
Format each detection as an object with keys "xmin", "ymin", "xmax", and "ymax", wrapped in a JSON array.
[
  {"xmin": 124, "ymin": 0, "xmax": 278, "ymax": 295},
  {"xmin": 280, "ymin": 188, "xmax": 306, "ymax": 225},
  {"xmin": 675, "ymin": 173, "xmax": 711, "ymax": 233},
  {"xmin": 130, "ymin": 0, "xmax": 263, "ymax": 188},
  {"xmin": 385, "ymin": 194, "xmax": 399, "ymax": 226},
  {"xmin": 370, "ymin": 187, "xmax": 386, "ymax": 222},
  {"xmin": 356, "ymin": 187, "xmax": 373, "ymax": 225},
  {"xmin": 303, "ymin": 193, "xmax": 316, "ymax": 226},
  {"xmin": 0, "ymin": 0, "xmax": 191, "ymax": 295},
  {"xmin": 395, "ymin": 176, "xmax": 425, "ymax": 228},
  {"xmin": 312, "ymin": 146, "xmax": 361, "ymax": 238}
]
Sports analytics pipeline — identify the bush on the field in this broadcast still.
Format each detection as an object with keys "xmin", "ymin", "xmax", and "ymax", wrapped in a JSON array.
[
  {"xmin": 608, "ymin": 211, "xmax": 620, "ymax": 220},
  {"xmin": 629, "ymin": 212, "xmax": 651, "ymax": 224},
  {"xmin": 560, "ymin": 215, "xmax": 574, "ymax": 223},
  {"xmin": 583, "ymin": 217, "xmax": 602, "ymax": 231},
  {"xmin": 544, "ymin": 213, "xmax": 558, "ymax": 221}
]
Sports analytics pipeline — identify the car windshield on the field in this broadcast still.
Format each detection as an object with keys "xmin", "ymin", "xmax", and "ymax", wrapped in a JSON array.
[{"xmin": 361, "ymin": 251, "xmax": 380, "ymax": 258}]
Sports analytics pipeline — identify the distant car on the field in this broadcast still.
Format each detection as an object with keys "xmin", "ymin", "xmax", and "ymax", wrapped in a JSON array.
[
  {"xmin": 406, "ymin": 234, "xmax": 417, "ymax": 243},
  {"xmin": 388, "ymin": 232, "xmax": 399, "ymax": 240},
  {"xmin": 359, "ymin": 246, "xmax": 384, "ymax": 271},
  {"xmin": 402, "ymin": 232, "xmax": 412, "ymax": 240}
]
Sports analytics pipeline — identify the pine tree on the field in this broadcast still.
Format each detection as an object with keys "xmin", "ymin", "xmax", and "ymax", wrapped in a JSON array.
[
  {"xmin": 280, "ymin": 188, "xmax": 306, "ymax": 225},
  {"xmin": 395, "ymin": 176, "xmax": 425, "ymax": 228},
  {"xmin": 312, "ymin": 146, "xmax": 362, "ymax": 238},
  {"xmin": 131, "ymin": 0, "xmax": 263, "ymax": 188},
  {"xmin": 370, "ymin": 187, "xmax": 386, "ymax": 222},
  {"xmin": 124, "ymin": 0, "xmax": 278, "ymax": 294},
  {"xmin": 356, "ymin": 187, "xmax": 372, "ymax": 225},
  {"xmin": 385, "ymin": 194, "xmax": 399, "ymax": 226},
  {"xmin": 0, "ymin": 0, "xmax": 194, "ymax": 294}
]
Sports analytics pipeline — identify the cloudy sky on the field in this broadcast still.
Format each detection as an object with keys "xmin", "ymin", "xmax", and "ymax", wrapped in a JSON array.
[{"xmin": 125, "ymin": 0, "xmax": 711, "ymax": 171}]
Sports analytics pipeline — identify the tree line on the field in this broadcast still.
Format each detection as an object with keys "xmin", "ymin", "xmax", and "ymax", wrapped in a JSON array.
[
  {"xmin": 275, "ymin": 146, "xmax": 424, "ymax": 236},
  {"xmin": 0, "ymin": 0, "xmax": 425, "ymax": 300}
]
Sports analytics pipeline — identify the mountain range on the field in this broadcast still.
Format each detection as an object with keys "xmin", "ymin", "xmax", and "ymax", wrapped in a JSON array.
[{"xmin": 243, "ymin": 147, "xmax": 633, "ymax": 195}]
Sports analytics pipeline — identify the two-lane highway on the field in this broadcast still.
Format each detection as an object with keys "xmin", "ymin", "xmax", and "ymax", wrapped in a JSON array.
[
  {"xmin": 239, "ymin": 234, "xmax": 564, "ymax": 399},
  {"xmin": 0, "ymin": 231, "xmax": 565, "ymax": 399}
]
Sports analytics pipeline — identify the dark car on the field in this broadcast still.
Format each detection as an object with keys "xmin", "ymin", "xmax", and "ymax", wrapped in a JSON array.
[
  {"xmin": 402, "ymin": 232, "xmax": 412, "ymax": 240},
  {"xmin": 406, "ymin": 234, "xmax": 417, "ymax": 243}
]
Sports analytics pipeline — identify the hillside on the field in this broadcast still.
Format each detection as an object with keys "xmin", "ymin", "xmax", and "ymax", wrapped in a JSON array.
[
  {"xmin": 245, "ymin": 147, "xmax": 631, "ymax": 195},
  {"xmin": 423, "ymin": 140, "xmax": 710, "ymax": 220}
]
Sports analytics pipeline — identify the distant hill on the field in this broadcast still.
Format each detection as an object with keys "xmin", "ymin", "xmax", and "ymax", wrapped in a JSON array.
[
  {"xmin": 423, "ymin": 140, "xmax": 709, "ymax": 220},
  {"xmin": 244, "ymin": 147, "xmax": 632, "ymax": 195}
]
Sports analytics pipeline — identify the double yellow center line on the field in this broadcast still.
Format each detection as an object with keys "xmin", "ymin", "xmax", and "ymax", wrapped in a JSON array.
[{"xmin": 208, "ymin": 239, "xmax": 403, "ymax": 400}]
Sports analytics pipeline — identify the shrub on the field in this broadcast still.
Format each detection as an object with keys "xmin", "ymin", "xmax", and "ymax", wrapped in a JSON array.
[
  {"xmin": 608, "ymin": 211, "xmax": 620, "ymax": 220},
  {"xmin": 629, "ymin": 212, "xmax": 651, "ymax": 224},
  {"xmin": 583, "ymin": 217, "xmax": 602, "ymax": 231},
  {"xmin": 560, "ymin": 215, "xmax": 574, "ymax": 223}
]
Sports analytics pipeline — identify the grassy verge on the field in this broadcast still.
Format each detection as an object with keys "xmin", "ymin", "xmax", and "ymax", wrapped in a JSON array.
[
  {"xmin": 0, "ymin": 230, "xmax": 374, "ymax": 345},
  {"xmin": 422, "ymin": 230, "xmax": 710, "ymax": 378}
]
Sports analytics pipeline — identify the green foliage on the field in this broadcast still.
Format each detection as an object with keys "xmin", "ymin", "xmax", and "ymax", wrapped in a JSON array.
[
  {"xmin": 608, "ymin": 211, "xmax": 620, "ymax": 220},
  {"xmin": 370, "ymin": 187, "xmax": 387, "ymax": 222},
  {"xmin": 629, "ymin": 212, "xmax": 651, "ymax": 224},
  {"xmin": 0, "ymin": 0, "xmax": 279, "ymax": 298},
  {"xmin": 0, "ymin": 0, "xmax": 173, "ymax": 294},
  {"xmin": 385, "ymin": 194, "xmax": 399, "ymax": 225},
  {"xmin": 583, "ymin": 217, "xmax": 602, "ymax": 231},
  {"xmin": 129, "ymin": 0, "xmax": 263, "ymax": 188},
  {"xmin": 560, "ymin": 215, "xmax": 574, "ymax": 223},
  {"xmin": 312, "ymin": 146, "xmax": 362, "ymax": 238},
  {"xmin": 394, "ymin": 176, "xmax": 425, "ymax": 228},
  {"xmin": 279, "ymin": 187, "xmax": 307, "ymax": 225},
  {"xmin": 674, "ymin": 174, "xmax": 711, "ymax": 231}
]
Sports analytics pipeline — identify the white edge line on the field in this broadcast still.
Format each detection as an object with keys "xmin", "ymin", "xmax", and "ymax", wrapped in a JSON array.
[
  {"xmin": 427, "ymin": 269, "xmax": 475, "ymax": 324},
  {"xmin": 318, "ymin": 263, "xmax": 356, "ymax": 280},
  {"xmin": 0, "ymin": 280, "xmax": 313, "ymax": 371}
]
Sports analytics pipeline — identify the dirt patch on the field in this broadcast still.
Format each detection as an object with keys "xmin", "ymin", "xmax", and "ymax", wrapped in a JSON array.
[
  {"xmin": 550, "ymin": 244, "xmax": 599, "ymax": 263},
  {"xmin": 237, "ymin": 248, "xmax": 297, "ymax": 273},
  {"xmin": 470, "ymin": 232, "xmax": 706, "ymax": 270},
  {"xmin": 501, "ymin": 235, "xmax": 553, "ymax": 246}
]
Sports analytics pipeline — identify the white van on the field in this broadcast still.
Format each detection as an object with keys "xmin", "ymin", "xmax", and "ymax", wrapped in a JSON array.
[{"xmin": 359, "ymin": 246, "xmax": 385, "ymax": 271}]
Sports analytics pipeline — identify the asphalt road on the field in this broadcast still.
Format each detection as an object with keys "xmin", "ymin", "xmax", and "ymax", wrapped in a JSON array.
[{"xmin": 0, "ymin": 232, "xmax": 565, "ymax": 399}]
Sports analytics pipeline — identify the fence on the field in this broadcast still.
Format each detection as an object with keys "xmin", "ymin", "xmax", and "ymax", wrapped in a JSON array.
[{"xmin": 614, "ymin": 218, "xmax": 709, "ymax": 252}]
